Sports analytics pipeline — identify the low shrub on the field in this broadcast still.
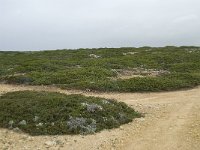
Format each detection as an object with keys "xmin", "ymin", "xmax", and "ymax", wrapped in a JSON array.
[
  {"xmin": 0, "ymin": 91, "xmax": 141, "ymax": 135},
  {"xmin": 0, "ymin": 46, "xmax": 200, "ymax": 92}
]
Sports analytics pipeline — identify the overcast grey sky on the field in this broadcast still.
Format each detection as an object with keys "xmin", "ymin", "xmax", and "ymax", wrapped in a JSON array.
[{"xmin": 0, "ymin": 0, "xmax": 200, "ymax": 51}]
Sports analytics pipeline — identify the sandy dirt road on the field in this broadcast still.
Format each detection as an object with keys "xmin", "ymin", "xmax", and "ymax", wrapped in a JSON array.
[{"xmin": 0, "ymin": 84, "xmax": 200, "ymax": 150}]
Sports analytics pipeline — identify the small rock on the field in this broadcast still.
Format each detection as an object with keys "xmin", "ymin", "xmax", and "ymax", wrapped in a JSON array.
[
  {"xmin": 33, "ymin": 116, "xmax": 39, "ymax": 122},
  {"xmin": 19, "ymin": 120, "xmax": 27, "ymax": 125},
  {"xmin": 55, "ymin": 139, "xmax": 64, "ymax": 145},
  {"xmin": 89, "ymin": 54, "xmax": 101, "ymax": 58},
  {"xmin": 8, "ymin": 120, "xmax": 14, "ymax": 126},
  {"xmin": 139, "ymin": 118, "xmax": 145, "ymax": 122},
  {"xmin": 120, "ymin": 126, "xmax": 124, "ymax": 130},
  {"xmin": 22, "ymin": 135, "xmax": 29, "ymax": 140},
  {"xmin": 45, "ymin": 141, "xmax": 56, "ymax": 147},
  {"xmin": 27, "ymin": 136, "xmax": 34, "ymax": 141},
  {"xmin": 13, "ymin": 127, "xmax": 22, "ymax": 133},
  {"xmin": 36, "ymin": 123, "xmax": 43, "ymax": 127}
]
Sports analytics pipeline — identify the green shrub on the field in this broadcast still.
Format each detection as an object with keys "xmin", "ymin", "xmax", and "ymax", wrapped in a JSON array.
[
  {"xmin": 0, "ymin": 46, "xmax": 200, "ymax": 92},
  {"xmin": 0, "ymin": 91, "xmax": 141, "ymax": 135}
]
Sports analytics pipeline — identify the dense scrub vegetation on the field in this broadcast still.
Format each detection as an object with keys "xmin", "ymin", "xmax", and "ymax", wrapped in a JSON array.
[
  {"xmin": 0, "ymin": 46, "xmax": 200, "ymax": 92},
  {"xmin": 0, "ymin": 91, "xmax": 141, "ymax": 135}
]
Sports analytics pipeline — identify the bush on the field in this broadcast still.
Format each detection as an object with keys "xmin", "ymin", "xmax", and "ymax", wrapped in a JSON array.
[
  {"xmin": 0, "ymin": 46, "xmax": 200, "ymax": 92},
  {"xmin": 0, "ymin": 91, "xmax": 141, "ymax": 135}
]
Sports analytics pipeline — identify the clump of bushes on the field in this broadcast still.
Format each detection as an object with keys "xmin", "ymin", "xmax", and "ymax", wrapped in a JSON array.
[
  {"xmin": 0, "ymin": 91, "xmax": 141, "ymax": 135},
  {"xmin": 0, "ymin": 46, "xmax": 200, "ymax": 92}
]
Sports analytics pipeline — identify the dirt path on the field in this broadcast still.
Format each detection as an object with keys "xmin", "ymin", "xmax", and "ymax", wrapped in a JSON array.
[{"xmin": 0, "ymin": 84, "xmax": 200, "ymax": 150}]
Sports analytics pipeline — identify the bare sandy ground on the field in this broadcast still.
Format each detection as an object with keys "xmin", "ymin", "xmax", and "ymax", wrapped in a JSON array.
[{"xmin": 0, "ymin": 84, "xmax": 200, "ymax": 150}]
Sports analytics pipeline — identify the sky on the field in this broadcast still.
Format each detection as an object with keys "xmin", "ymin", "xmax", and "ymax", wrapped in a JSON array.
[{"xmin": 0, "ymin": 0, "xmax": 200, "ymax": 51}]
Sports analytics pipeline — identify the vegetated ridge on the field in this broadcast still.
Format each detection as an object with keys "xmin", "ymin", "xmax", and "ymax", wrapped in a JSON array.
[{"xmin": 0, "ymin": 46, "xmax": 200, "ymax": 92}]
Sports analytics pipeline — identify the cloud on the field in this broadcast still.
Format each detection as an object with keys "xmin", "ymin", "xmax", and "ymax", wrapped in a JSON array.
[
  {"xmin": 173, "ymin": 14, "xmax": 199, "ymax": 24},
  {"xmin": 0, "ymin": 0, "xmax": 200, "ymax": 51}
]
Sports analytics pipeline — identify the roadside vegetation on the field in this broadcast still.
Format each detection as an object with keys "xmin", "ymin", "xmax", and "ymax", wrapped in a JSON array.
[
  {"xmin": 0, "ymin": 91, "xmax": 141, "ymax": 135},
  {"xmin": 0, "ymin": 46, "xmax": 200, "ymax": 92}
]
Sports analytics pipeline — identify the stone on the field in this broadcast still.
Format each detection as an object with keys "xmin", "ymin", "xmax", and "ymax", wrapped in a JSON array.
[
  {"xmin": 13, "ymin": 127, "xmax": 22, "ymax": 133},
  {"xmin": 89, "ymin": 54, "xmax": 101, "ymax": 58},
  {"xmin": 33, "ymin": 116, "xmax": 39, "ymax": 122},
  {"xmin": 36, "ymin": 123, "xmax": 43, "ymax": 127},
  {"xmin": 19, "ymin": 120, "xmax": 27, "ymax": 125},
  {"xmin": 45, "ymin": 141, "xmax": 56, "ymax": 147},
  {"xmin": 9, "ymin": 120, "xmax": 14, "ymax": 126}
]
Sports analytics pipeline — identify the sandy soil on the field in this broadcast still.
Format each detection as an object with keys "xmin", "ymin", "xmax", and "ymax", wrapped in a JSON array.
[{"xmin": 0, "ymin": 84, "xmax": 200, "ymax": 150}]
